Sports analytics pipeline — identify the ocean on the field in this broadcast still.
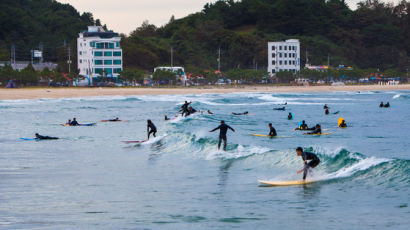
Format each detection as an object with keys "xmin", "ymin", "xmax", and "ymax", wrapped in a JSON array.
[{"xmin": 0, "ymin": 90, "xmax": 409, "ymax": 229}]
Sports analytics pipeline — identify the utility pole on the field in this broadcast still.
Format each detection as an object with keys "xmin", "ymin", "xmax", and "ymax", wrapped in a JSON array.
[
  {"xmin": 67, "ymin": 45, "xmax": 72, "ymax": 75},
  {"xmin": 305, "ymin": 48, "xmax": 309, "ymax": 66},
  {"xmin": 10, "ymin": 44, "xmax": 15, "ymax": 64},
  {"xmin": 170, "ymin": 46, "xmax": 173, "ymax": 67},
  {"xmin": 217, "ymin": 47, "xmax": 221, "ymax": 72},
  {"xmin": 31, "ymin": 50, "xmax": 33, "ymax": 65}
]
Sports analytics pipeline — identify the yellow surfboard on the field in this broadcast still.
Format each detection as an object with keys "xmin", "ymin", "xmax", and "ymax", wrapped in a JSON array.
[
  {"xmin": 258, "ymin": 180, "xmax": 315, "ymax": 186},
  {"xmin": 338, "ymin": 117, "xmax": 344, "ymax": 127}
]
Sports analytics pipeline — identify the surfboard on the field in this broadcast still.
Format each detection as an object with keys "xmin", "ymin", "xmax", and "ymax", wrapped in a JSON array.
[
  {"xmin": 303, "ymin": 132, "xmax": 332, "ymax": 136},
  {"xmin": 121, "ymin": 140, "xmax": 148, "ymax": 144},
  {"xmin": 333, "ymin": 111, "xmax": 340, "ymax": 114},
  {"xmin": 249, "ymin": 134, "xmax": 291, "ymax": 138},
  {"xmin": 20, "ymin": 138, "xmax": 37, "ymax": 141},
  {"xmin": 101, "ymin": 120, "xmax": 127, "ymax": 122},
  {"xmin": 61, "ymin": 123, "xmax": 96, "ymax": 126},
  {"xmin": 258, "ymin": 180, "xmax": 315, "ymax": 186}
]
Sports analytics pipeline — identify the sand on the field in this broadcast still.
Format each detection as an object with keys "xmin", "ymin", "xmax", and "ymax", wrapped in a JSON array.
[{"xmin": 0, "ymin": 85, "xmax": 409, "ymax": 100}]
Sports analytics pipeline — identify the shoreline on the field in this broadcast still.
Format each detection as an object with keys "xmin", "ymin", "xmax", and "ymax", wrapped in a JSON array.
[{"xmin": 0, "ymin": 84, "xmax": 409, "ymax": 100}]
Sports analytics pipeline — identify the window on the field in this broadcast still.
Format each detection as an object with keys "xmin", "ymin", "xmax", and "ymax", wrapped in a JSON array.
[
  {"xmin": 114, "ymin": 68, "xmax": 122, "ymax": 73},
  {"xmin": 79, "ymin": 60, "xmax": 82, "ymax": 64},
  {"xmin": 90, "ymin": 42, "xmax": 95, "ymax": 47},
  {"xmin": 94, "ymin": 68, "xmax": 103, "ymax": 74},
  {"xmin": 272, "ymin": 46, "xmax": 275, "ymax": 50},
  {"xmin": 95, "ymin": 60, "xmax": 103, "ymax": 65},
  {"xmin": 96, "ymin": 43, "xmax": 104, "ymax": 49},
  {"xmin": 272, "ymin": 60, "xmax": 275, "ymax": 65},
  {"xmin": 285, "ymin": 60, "xmax": 288, "ymax": 65},
  {"xmin": 95, "ymin": 51, "xmax": 103, "ymax": 57},
  {"xmin": 284, "ymin": 53, "xmax": 287, "ymax": 58},
  {"xmin": 272, "ymin": 53, "xmax": 275, "ymax": 58},
  {"xmin": 272, "ymin": 69, "xmax": 275, "ymax": 73},
  {"xmin": 104, "ymin": 51, "xmax": 112, "ymax": 56},
  {"xmin": 113, "ymin": 51, "xmax": 122, "ymax": 56},
  {"xmin": 279, "ymin": 61, "xmax": 282, "ymax": 65},
  {"xmin": 116, "ymin": 42, "xmax": 120, "ymax": 48},
  {"xmin": 113, "ymin": 60, "xmax": 122, "ymax": 65},
  {"xmin": 279, "ymin": 53, "xmax": 282, "ymax": 58},
  {"xmin": 279, "ymin": 46, "xmax": 282, "ymax": 50},
  {"xmin": 288, "ymin": 46, "xmax": 291, "ymax": 50},
  {"xmin": 104, "ymin": 68, "xmax": 113, "ymax": 74},
  {"xmin": 79, "ymin": 51, "xmax": 82, "ymax": 56},
  {"xmin": 284, "ymin": 46, "xmax": 287, "ymax": 50},
  {"xmin": 104, "ymin": 60, "xmax": 112, "ymax": 65}
]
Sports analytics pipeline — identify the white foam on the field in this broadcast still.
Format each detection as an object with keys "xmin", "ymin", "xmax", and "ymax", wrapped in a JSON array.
[
  {"xmin": 393, "ymin": 94, "xmax": 401, "ymax": 99},
  {"xmin": 205, "ymin": 145, "xmax": 270, "ymax": 160}
]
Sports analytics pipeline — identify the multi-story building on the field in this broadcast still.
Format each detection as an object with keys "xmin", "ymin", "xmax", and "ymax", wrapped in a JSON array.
[
  {"xmin": 267, "ymin": 39, "xmax": 300, "ymax": 75},
  {"xmin": 77, "ymin": 26, "xmax": 122, "ymax": 86}
]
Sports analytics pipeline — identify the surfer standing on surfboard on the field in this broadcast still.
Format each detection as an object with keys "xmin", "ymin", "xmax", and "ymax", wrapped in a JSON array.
[
  {"xmin": 209, "ymin": 120, "xmax": 235, "ymax": 151},
  {"xmin": 147, "ymin": 120, "xmax": 157, "ymax": 140},
  {"xmin": 296, "ymin": 147, "xmax": 320, "ymax": 181}
]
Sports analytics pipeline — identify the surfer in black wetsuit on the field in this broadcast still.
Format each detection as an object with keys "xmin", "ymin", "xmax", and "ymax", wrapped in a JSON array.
[
  {"xmin": 296, "ymin": 147, "xmax": 320, "ymax": 181},
  {"xmin": 147, "ymin": 120, "xmax": 157, "ymax": 139},
  {"xmin": 379, "ymin": 102, "xmax": 384, "ymax": 107},
  {"xmin": 273, "ymin": 107, "xmax": 285, "ymax": 111},
  {"xmin": 185, "ymin": 106, "xmax": 197, "ymax": 117},
  {"xmin": 180, "ymin": 101, "xmax": 191, "ymax": 116},
  {"xmin": 288, "ymin": 113, "xmax": 293, "ymax": 120},
  {"xmin": 209, "ymin": 120, "xmax": 235, "ymax": 151},
  {"xmin": 108, "ymin": 118, "xmax": 120, "ymax": 121},
  {"xmin": 268, "ymin": 123, "xmax": 277, "ymax": 137},
  {"xmin": 384, "ymin": 102, "xmax": 390, "ymax": 108},
  {"xmin": 295, "ymin": 120, "xmax": 308, "ymax": 130},
  {"xmin": 325, "ymin": 108, "xmax": 329, "ymax": 115},
  {"xmin": 207, "ymin": 110, "xmax": 213, "ymax": 115},
  {"xmin": 70, "ymin": 118, "xmax": 79, "ymax": 126},
  {"xmin": 306, "ymin": 124, "xmax": 321, "ymax": 134},
  {"xmin": 165, "ymin": 114, "xmax": 170, "ymax": 121},
  {"xmin": 35, "ymin": 133, "xmax": 59, "ymax": 140},
  {"xmin": 231, "ymin": 111, "xmax": 248, "ymax": 115},
  {"xmin": 324, "ymin": 104, "xmax": 329, "ymax": 109},
  {"xmin": 339, "ymin": 120, "xmax": 347, "ymax": 128}
]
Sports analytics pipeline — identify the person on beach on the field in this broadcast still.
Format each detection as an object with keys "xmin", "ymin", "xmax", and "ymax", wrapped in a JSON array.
[
  {"xmin": 268, "ymin": 123, "xmax": 277, "ymax": 137},
  {"xmin": 296, "ymin": 147, "xmax": 320, "ymax": 181},
  {"xmin": 231, "ymin": 111, "xmax": 248, "ymax": 115},
  {"xmin": 295, "ymin": 120, "xmax": 308, "ymax": 130},
  {"xmin": 35, "ymin": 133, "xmax": 59, "ymax": 140},
  {"xmin": 147, "ymin": 120, "xmax": 157, "ymax": 140},
  {"xmin": 70, "ymin": 118, "xmax": 79, "ymax": 126},
  {"xmin": 209, "ymin": 120, "xmax": 235, "ymax": 151},
  {"xmin": 306, "ymin": 124, "xmax": 322, "ymax": 135},
  {"xmin": 288, "ymin": 113, "xmax": 293, "ymax": 120}
]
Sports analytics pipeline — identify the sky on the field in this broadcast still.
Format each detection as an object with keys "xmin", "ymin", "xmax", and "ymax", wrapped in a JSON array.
[{"xmin": 58, "ymin": 0, "xmax": 402, "ymax": 34}]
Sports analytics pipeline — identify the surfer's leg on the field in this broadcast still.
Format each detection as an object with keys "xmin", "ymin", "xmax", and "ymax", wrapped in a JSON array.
[
  {"xmin": 218, "ymin": 137, "xmax": 222, "ymax": 150},
  {"xmin": 222, "ymin": 136, "xmax": 227, "ymax": 151},
  {"xmin": 153, "ymin": 131, "xmax": 157, "ymax": 137},
  {"xmin": 303, "ymin": 164, "xmax": 309, "ymax": 180}
]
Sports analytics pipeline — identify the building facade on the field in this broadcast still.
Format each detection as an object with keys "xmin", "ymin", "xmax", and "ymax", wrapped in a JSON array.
[
  {"xmin": 267, "ymin": 39, "xmax": 300, "ymax": 75},
  {"xmin": 77, "ymin": 26, "xmax": 122, "ymax": 86}
]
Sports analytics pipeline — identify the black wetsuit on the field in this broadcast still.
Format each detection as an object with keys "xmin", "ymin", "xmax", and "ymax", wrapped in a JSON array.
[
  {"xmin": 211, "ymin": 124, "xmax": 235, "ymax": 151},
  {"xmin": 180, "ymin": 102, "xmax": 191, "ymax": 116},
  {"xmin": 165, "ymin": 115, "xmax": 170, "ymax": 121},
  {"xmin": 147, "ymin": 122, "xmax": 157, "ymax": 139},
  {"xmin": 301, "ymin": 152, "xmax": 320, "ymax": 180},
  {"xmin": 186, "ymin": 108, "xmax": 197, "ymax": 116},
  {"xmin": 288, "ymin": 114, "xmax": 293, "ymax": 120},
  {"xmin": 232, "ymin": 112, "xmax": 248, "ymax": 115},
  {"xmin": 325, "ymin": 109, "xmax": 329, "ymax": 115},
  {"xmin": 269, "ymin": 127, "xmax": 277, "ymax": 137},
  {"xmin": 339, "ymin": 122, "xmax": 347, "ymax": 128},
  {"xmin": 70, "ymin": 120, "xmax": 79, "ymax": 126},
  {"xmin": 379, "ymin": 103, "xmax": 384, "ymax": 107},
  {"xmin": 307, "ymin": 127, "xmax": 321, "ymax": 134},
  {"xmin": 274, "ymin": 107, "xmax": 285, "ymax": 111},
  {"xmin": 36, "ymin": 134, "xmax": 59, "ymax": 140},
  {"xmin": 384, "ymin": 103, "xmax": 390, "ymax": 108}
]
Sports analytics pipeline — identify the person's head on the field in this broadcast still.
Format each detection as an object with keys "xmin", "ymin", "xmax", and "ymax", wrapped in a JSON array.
[
  {"xmin": 342, "ymin": 120, "xmax": 345, "ymax": 124},
  {"xmin": 185, "ymin": 101, "xmax": 188, "ymax": 104},
  {"xmin": 68, "ymin": 119, "xmax": 71, "ymax": 122},
  {"xmin": 244, "ymin": 111, "xmax": 248, "ymax": 114},
  {"xmin": 147, "ymin": 119, "xmax": 152, "ymax": 124},
  {"xmin": 35, "ymin": 133, "xmax": 39, "ymax": 137},
  {"xmin": 296, "ymin": 147, "xmax": 303, "ymax": 156},
  {"xmin": 268, "ymin": 123, "xmax": 272, "ymax": 127},
  {"xmin": 73, "ymin": 118, "xmax": 76, "ymax": 121},
  {"xmin": 221, "ymin": 120, "xmax": 225, "ymax": 124},
  {"xmin": 289, "ymin": 113, "xmax": 291, "ymax": 115},
  {"xmin": 316, "ymin": 124, "xmax": 320, "ymax": 128},
  {"xmin": 302, "ymin": 120, "xmax": 305, "ymax": 124},
  {"xmin": 115, "ymin": 117, "xmax": 119, "ymax": 120}
]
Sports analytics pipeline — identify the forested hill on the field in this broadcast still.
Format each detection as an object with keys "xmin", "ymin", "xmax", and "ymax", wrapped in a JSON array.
[
  {"xmin": 0, "ymin": 0, "xmax": 100, "ymax": 62},
  {"xmin": 123, "ymin": 0, "xmax": 409, "ymax": 72}
]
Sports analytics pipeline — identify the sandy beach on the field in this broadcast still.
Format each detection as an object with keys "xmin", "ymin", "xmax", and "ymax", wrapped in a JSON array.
[{"xmin": 0, "ymin": 84, "xmax": 409, "ymax": 100}]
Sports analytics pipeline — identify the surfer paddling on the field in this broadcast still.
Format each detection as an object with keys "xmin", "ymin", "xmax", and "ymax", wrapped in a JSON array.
[
  {"xmin": 296, "ymin": 147, "xmax": 320, "ymax": 181},
  {"xmin": 209, "ymin": 120, "xmax": 235, "ymax": 151}
]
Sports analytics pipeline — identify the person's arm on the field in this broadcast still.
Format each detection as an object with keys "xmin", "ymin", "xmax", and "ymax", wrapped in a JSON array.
[
  {"xmin": 209, "ymin": 125, "xmax": 220, "ymax": 132},
  {"xmin": 228, "ymin": 125, "xmax": 235, "ymax": 132}
]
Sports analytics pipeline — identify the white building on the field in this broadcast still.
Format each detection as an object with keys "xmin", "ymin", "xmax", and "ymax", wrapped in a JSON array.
[
  {"xmin": 268, "ymin": 39, "xmax": 300, "ymax": 75},
  {"xmin": 77, "ymin": 26, "xmax": 122, "ymax": 86}
]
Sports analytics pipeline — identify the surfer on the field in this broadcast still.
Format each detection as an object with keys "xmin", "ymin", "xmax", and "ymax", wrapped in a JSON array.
[
  {"xmin": 70, "ymin": 118, "xmax": 79, "ymax": 126},
  {"xmin": 108, "ymin": 118, "xmax": 120, "ymax": 122},
  {"xmin": 296, "ymin": 147, "xmax": 320, "ymax": 181},
  {"xmin": 147, "ymin": 120, "xmax": 157, "ymax": 139},
  {"xmin": 165, "ymin": 114, "xmax": 170, "ymax": 121},
  {"xmin": 288, "ymin": 113, "xmax": 293, "ymax": 120},
  {"xmin": 209, "ymin": 120, "xmax": 235, "ymax": 151},
  {"xmin": 306, "ymin": 124, "xmax": 322, "ymax": 135},
  {"xmin": 325, "ymin": 108, "xmax": 329, "ymax": 115},
  {"xmin": 379, "ymin": 102, "xmax": 384, "ymax": 107},
  {"xmin": 185, "ymin": 106, "xmax": 197, "ymax": 117},
  {"xmin": 324, "ymin": 104, "xmax": 329, "ymax": 109},
  {"xmin": 66, "ymin": 119, "xmax": 71, "ymax": 125},
  {"xmin": 35, "ymin": 133, "xmax": 59, "ymax": 140},
  {"xmin": 384, "ymin": 102, "xmax": 390, "ymax": 108},
  {"xmin": 339, "ymin": 119, "xmax": 347, "ymax": 128},
  {"xmin": 180, "ymin": 101, "xmax": 191, "ymax": 116},
  {"xmin": 207, "ymin": 110, "xmax": 213, "ymax": 115},
  {"xmin": 295, "ymin": 120, "xmax": 308, "ymax": 130},
  {"xmin": 273, "ymin": 107, "xmax": 285, "ymax": 111},
  {"xmin": 231, "ymin": 111, "xmax": 248, "ymax": 115},
  {"xmin": 268, "ymin": 123, "xmax": 277, "ymax": 137}
]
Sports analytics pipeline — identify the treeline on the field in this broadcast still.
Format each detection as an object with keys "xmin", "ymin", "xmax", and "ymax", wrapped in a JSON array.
[
  {"xmin": 0, "ymin": 65, "xmax": 69, "ymax": 86},
  {"xmin": 122, "ymin": 0, "xmax": 409, "ymax": 74}
]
